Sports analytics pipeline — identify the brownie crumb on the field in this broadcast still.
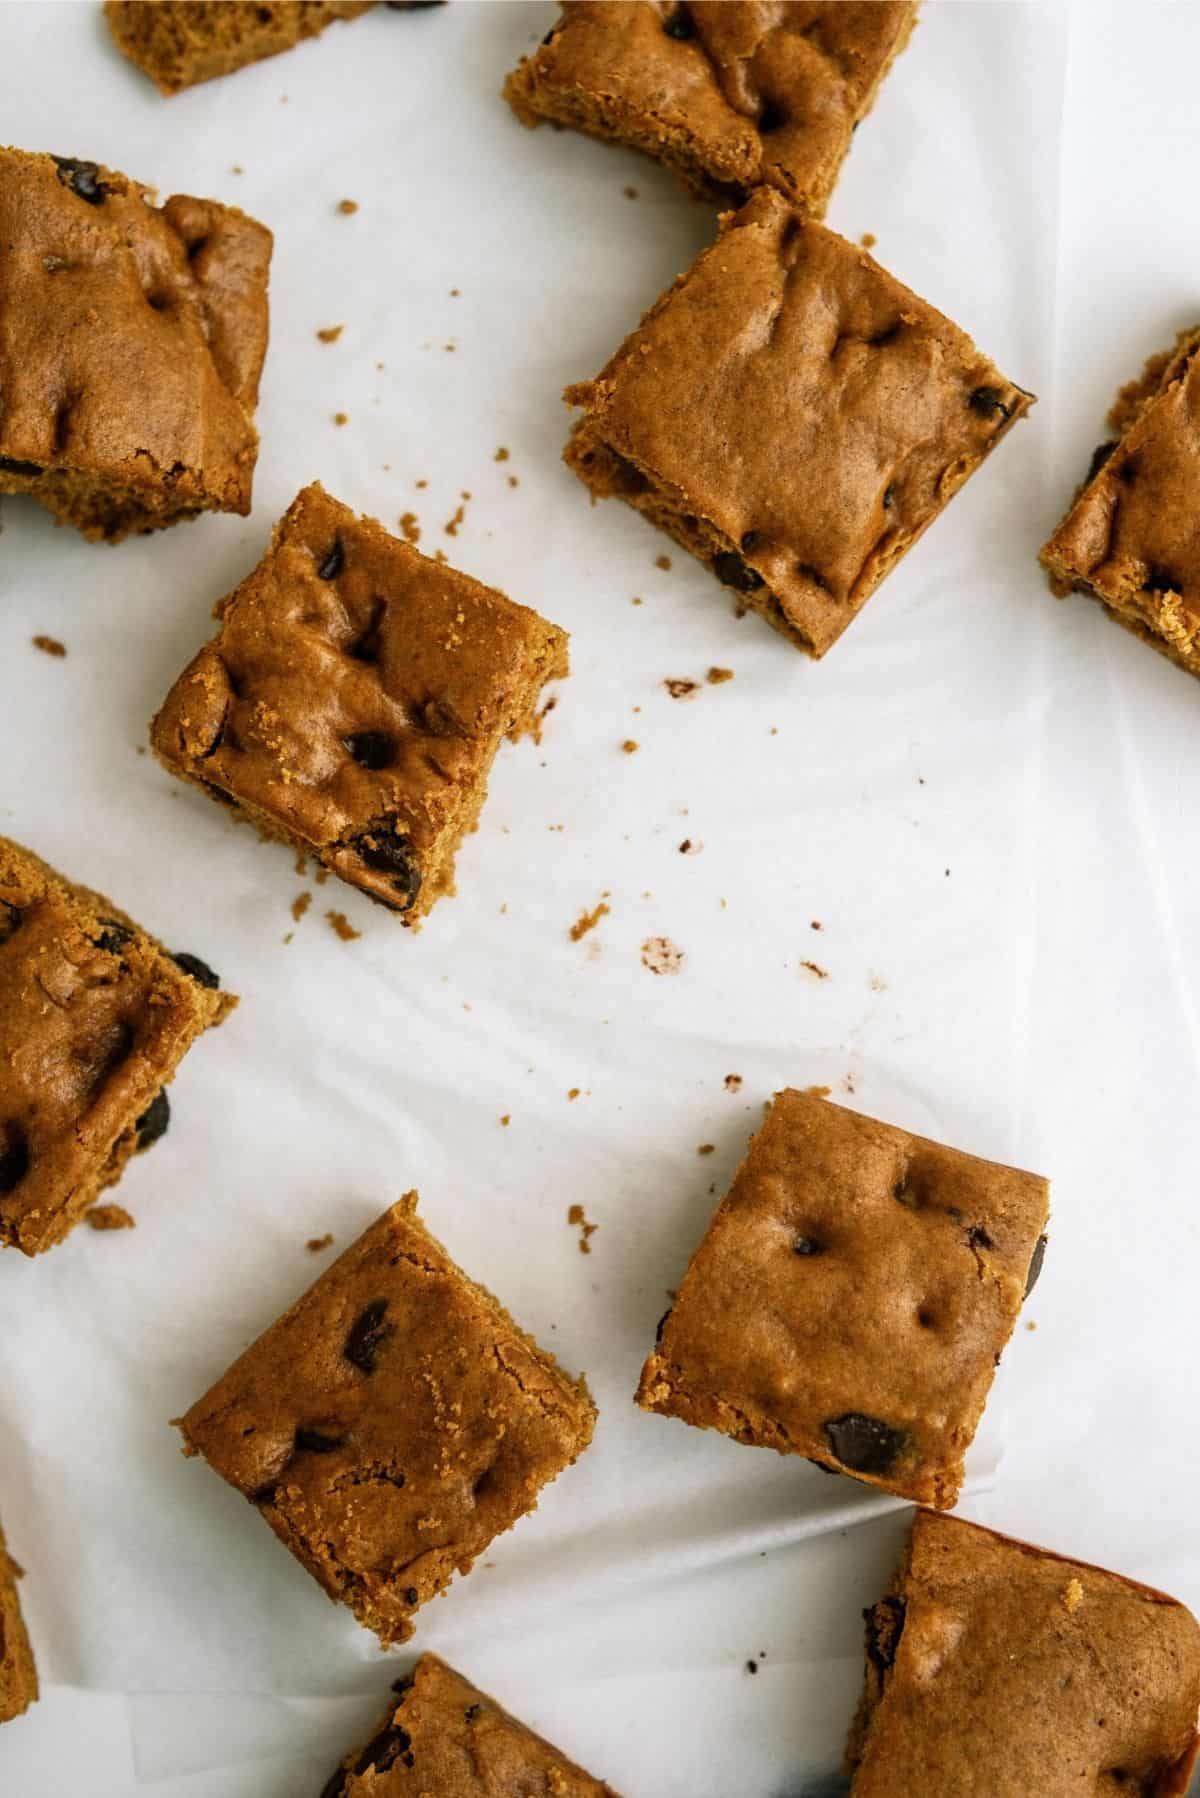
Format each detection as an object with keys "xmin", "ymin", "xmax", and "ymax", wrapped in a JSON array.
[
  {"xmin": 32, "ymin": 634, "xmax": 67, "ymax": 657},
  {"xmin": 494, "ymin": 447, "xmax": 510, "ymax": 462},
  {"xmin": 567, "ymin": 1203, "xmax": 598, "ymax": 1254},
  {"xmin": 399, "ymin": 511, "xmax": 421, "ymax": 544},
  {"xmin": 444, "ymin": 502, "xmax": 466, "ymax": 536},
  {"xmin": 811, "ymin": 919, "xmax": 823, "ymax": 931},
  {"xmin": 567, "ymin": 1087, "xmax": 581, "ymax": 1101},
  {"xmin": 326, "ymin": 910, "xmax": 361, "ymax": 941},
  {"xmin": 745, "ymin": 1659, "xmax": 758, "ymax": 1675},
  {"xmin": 337, "ymin": 198, "xmax": 358, "ymax": 215},
  {"xmin": 622, "ymin": 739, "xmax": 639, "ymax": 754},
  {"xmin": 800, "ymin": 960, "xmax": 828, "ymax": 979},
  {"xmin": 624, "ymin": 185, "xmax": 638, "ymax": 199},
  {"xmin": 697, "ymin": 1143, "xmax": 715, "ymax": 1156},
  {"xmin": 860, "ymin": 231, "xmax": 877, "ymax": 248},
  {"xmin": 664, "ymin": 678, "xmax": 699, "ymax": 700},
  {"xmin": 724, "ymin": 1073, "xmax": 743, "ymax": 1092},
  {"xmin": 294, "ymin": 850, "xmax": 308, "ymax": 877},
  {"xmin": 507, "ymin": 475, "xmax": 519, "ymax": 488},
  {"xmin": 499, "ymin": 1114, "xmax": 511, "ymax": 1127},
  {"xmin": 333, "ymin": 411, "xmax": 349, "ymax": 427},
  {"xmin": 631, "ymin": 595, "xmax": 644, "ymax": 606},
  {"xmin": 291, "ymin": 892, "xmax": 311, "ymax": 923},
  {"xmin": 655, "ymin": 555, "xmax": 672, "ymax": 570},
  {"xmin": 641, "ymin": 936, "xmax": 684, "ymax": 975},
  {"xmin": 450, "ymin": 286, "xmax": 461, "ymax": 297},
  {"xmin": 706, "ymin": 666, "xmax": 734, "ymax": 684},
  {"xmin": 88, "ymin": 1204, "xmax": 135, "ymax": 1232},
  {"xmin": 804, "ymin": 1083, "xmax": 833, "ymax": 1098},
  {"xmin": 316, "ymin": 324, "xmax": 344, "ymax": 344},
  {"xmin": 679, "ymin": 838, "xmax": 702, "ymax": 855},
  {"xmin": 307, "ymin": 1233, "xmax": 334, "ymax": 1252},
  {"xmin": 416, "ymin": 478, "xmax": 428, "ymax": 489},
  {"xmin": 569, "ymin": 900, "xmax": 610, "ymax": 941}
]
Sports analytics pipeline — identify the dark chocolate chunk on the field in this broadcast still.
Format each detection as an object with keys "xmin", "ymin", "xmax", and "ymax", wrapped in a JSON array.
[
  {"xmin": 404, "ymin": 1586, "xmax": 419, "ymax": 1606},
  {"xmin": 968, "ymin": 385, "xmax": 1012, "ymax": 421},
  {"xmin": 713, "ymin": 551, "xmax": 765, "ymax": 593},
  {"xmin": 0, "ymin": 1125, "xmax": 30, "ymax": 1193},
  {"xmin": 352, "ymin": 825, "xmax": 421, "ymax": 911},
  {"xmin": 344, "ymin": 1297, "xmax": 393, "ymax": 1373},
  {"xmin": 966, "ymin": 1224, "xmax": 993, "ymax": 1251},
  {"xmin": 51, "ymin": 155, "xmax": 106, "ymax": 205},
  {"xmin": 792, "ymin": 1236, "xmax": 825, "ymax": 1256},
  {"xmin": 1143, "ymin": 566, "xmax": 1179, "ymax": 594},
  {"xmin": 95, "ymin": 918, "xmax": 134, "ymax": 955},
  {"xmin": 823, "ymin": 1413, "xmax": 906, "ymax": 1476},
  {"xmin": 345, "ymin": 731, "xmax": 394, "ymax": 771},
  {"xmin": 0, "ymin": 902, "xmax": 24, "ymax": 945},
  {"xmin": 354, "ymin": 1725, "xmax": 414, "ymax": 1776},
  {"xmin": 758, "ymin": 101, "xmax": 787, "ymax": 134},
  {"xmin": 740, "ymin": 530, "xmax": 761, "ymax": 553},
  {"xmin": 864, "ymin": 1596, "xmax": 906, "ymax": 1673},
  {"xmin": 136, "ymin": 1089, "xmax": 170, "ymax": 1151},
  {"xmin": 464, "ymin": 1703, "xmax": 483, "ymax": 1723},
  {"xmin": 1024, "ymin": 1233, "xmax": 1047, "ymax": 1298},
  {"xmin": 1086, "ymin": 440, "xmax": 1118, "ymax": 484},
  {"xmin": 294, "ymin": 1428, "xmax": 343, "ymax": 1455},
  {"xmin": 663, "ymin": 7, "xmax": 694, "ymax": 38},
  {"xmin": 169, "ymin": 950, "xmax": 221, "ymax": 990},
  {"xmin": 0, "ymin": 456, "xmax": 44, "ymax": 477},
  {"xmin": 317, "ymin": 539, "xmax": 345, "ymax": 581}
]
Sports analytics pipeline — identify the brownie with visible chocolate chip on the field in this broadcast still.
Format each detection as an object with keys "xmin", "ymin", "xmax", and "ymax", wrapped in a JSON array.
[
  {"xmin": 176, "ymin": 1194, "xmax": 596, "ymax": 1646},
  {"xmin": 0, "ymin": 836, "xmax": 236, "ymax": 1256},
  {"xmin": 1040, "ymin": 326, "xmax": 1200, "ymax": 683},
  {"xmin": 635, "ymin": 1091, "xmax": 1049, "ymax": 1508},
  {"xmin": 150, "ymin": 483, "xmax": 568, "ymax": 927},
  {"xmin": 504, "ymin": 2, "xmax": 919, "ymax": 215},
  {"xmin": 0, "ymin": 146, "xmax": 271, "ymax": 542},
  {"xmin": 565, "ymin": 187, "xmax": 1033, "ymax": 657},
  {"xmin": 105, "ymin": 1, "xmax": 375, "ymax": 94},
  {"xmin": 0, "ymin": 1513, "xmax": 37, "ymax": 1724},
  {"xmin": 320, "ymin": 1654, "xmax": 620, "ymax": 1796},
  {"xmin": 847, "ymin": 1511, "xmax": 1200, "ymax": 1796}
]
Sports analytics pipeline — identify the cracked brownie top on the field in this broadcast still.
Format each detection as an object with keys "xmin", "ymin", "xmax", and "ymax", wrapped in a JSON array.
[
  {"xmin": 636, "ymin": 1091, "xmax": 1049, "ymax": 1509},
  {"xmin": 177, "ymin": 1193, "xmax": 596, "ymax": 1646}
]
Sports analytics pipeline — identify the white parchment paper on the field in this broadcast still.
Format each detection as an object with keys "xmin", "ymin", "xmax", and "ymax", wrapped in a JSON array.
[{"xmin": 6, "ymin": 2, "xmax": 1200, "ymax": 1793}]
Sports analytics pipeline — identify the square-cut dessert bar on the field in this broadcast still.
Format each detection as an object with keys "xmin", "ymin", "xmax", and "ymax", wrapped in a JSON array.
[
  {"xmin": 0, "ymin": 147, "xmax": 271, "ymax": 542},
  {"xmin": 505, "ymin": 2, "xmax": 919, "ymax": 215},
  {"xmin": 105, "ymin": 0, "xmax": 374, "ymax": 93},
  {"xmin": 1040, "ymin": 326, "xmax": 1200, "ymax": 682},
  {"xmin": 151, "ymin": 483, "xmax": 568, "ymax": 927},
  {"xmin": 0, "ymin": 1514, "xmax": 37, "ymax": 1725},
  {"xmin": 0, "ymin": 836, "xmax": 236, "ymax": 1257},
  {"xmin": 848, "ymin": 1511, "xmax": 1200, "ymax": 1796},
  {"xmin": 177, "ymin": 1194, "xmax": 596, "ymax": 1645},
  {"xmin": 565, "ymin": 187, "xmax": 1033, "ymax": 657},
  {"xmin": 320, "ymin": 1653, "xmax": 620, "ymax": 1797},
  {"xmin": 636, "ymin": 1091, "xmax": 1049, "ymax": 1508}
]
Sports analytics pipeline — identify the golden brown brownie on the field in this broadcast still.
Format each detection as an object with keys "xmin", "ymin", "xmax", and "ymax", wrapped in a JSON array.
[
  {"xmin": 105, "ymin": 1, "xmax": 375, "ymax": 94},
  {"xmin": 847, "ymin": 1511, "xmax": 1200, "ymax": 1796},
  {"xmin": 1040, "ymin": 326, "xmax": 1200, "ymax": 683},
  {"xmin": 635, "ymin": 1091, "xmax": 1049, "ymax": 1508},
  {"xmin": 0, "ymin": 147, "xmax": 271, "ymax": 542},
  {"xmin": 0, "ymin": 1514, "xmax": 37, "ymax": 1725},
  {"xmin": 0, "ymin": 836, "xmax": 236, "ymax": 1256},
  {"xmin": 320, "ymin": 1654, "xmax": 620, "ymax": 1796},
  {"xmin": 565, "ymin": 186, "xmax": 1033, "ymax": 658},
  {"xmin": 151, "ymin": 483, "xmax": 568, "ymax": 927},
  {"xmin": 177, "ymin": 1194, "xmax": 596, "ymax": 1646},
  {"xmin": 505, "ymin": 2, "xmax": 919, "ymax": 215}
]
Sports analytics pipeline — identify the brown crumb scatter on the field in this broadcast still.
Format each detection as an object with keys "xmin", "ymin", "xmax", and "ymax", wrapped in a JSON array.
[
  {"xmin": 316, "ymin": 324, "xmax": 344, "ymax": 344},
  {"xmin": 567, "ymin": 1203, "xmax": 598, "ymax": 1254},
  {"xmin": 32, "ymin": 634, "xmax": 67, "ymax": 657},
  {"xmin": 800, "ymin": 960, "xmax": 828, "ymax": 979},
  {"xmin": 745, "ymin": 1659, "xmax": 758, "ymax": 1675},
  {"xmin": 641, "ymin": 936, "xmax": 684, "ymax": 976},
  {"xmin": 500, "ymin": 1114, "xmax": 511, "ymax": 1127},
  {"xmin": 622, "ymin": 739, "xmax": 639, "ymax": 754},
  {"xmin": 333, "ymin": 411, "xmax": 349, "ymax": 427},
  {"xmin": 1063, "ymin": 1578, "xmax": 1084, "ymax": 1614},
  {"xmin": 570, "ymin": 900, "xmax": 610, "ymax": 941},
  {"xmin": 293, "ymin": 850, "xmax": 308, "ymax": 877},
  {"xmin": 399, "ymin": 511, "xmax": 421, "ymax": 544},
  {"xmin": 679, "ymin": 838, "xmax": 702, "ymax": 855},
  {"xmin": 291, "ymin": 891, "xmax": 311, "ymax": 923},
  {"xmin": 868, "ymin": 972, "xmax": 887, "ymax": 992},
  {"xmin": 337, "ymin": 198, "xmax": 358, "ymax": 215},
  {"xmin": 811, "ymin": 920, "xmax": 823, "ymax": 931},
  {"xmin": 841, "ymin": 1073, "xmax": 857, "ymax": 1094},
  {"xmin": 450, "ymin": 286, "xmax": 461, "ymax": 297},
  {"xmin": 326, "ymin": 910, "xmax": 361, "ymax": 941},
  {"xmin": 231, "ymin": 164, "xmax": 245, "ymax": 175},
  {"xmin": 1026, "ymin": 1320, "xmax": 1038, "ymax": 1332},
  {"xmin": 664, "ymin": 678, "xmax": 699, "ymax": 700},
  {"xmin": 631, "ymin": 595, "xmax": 644, "ymax": 606},
  {"xmin": 494, "ymin": 446, "xmax": 510, "ymax": 462},
  {"xmin": 804, "ymin": 1083, "xmax": 833, "ymax": 1099},
  {"xmin": 655, "ymin": 555, "xmax": 672, "ymax": 570},
  {"xmin": 567, "ymin": 1087, "xmax": 581, "ymax": 1101},
  {"xmin": 724, "ymin": 1073, "xmax": 743, "ymax": 1092},
  {"xmin": 697, "ymin": 1143, "xmax": 715, "ymax": 1156},
  {"xmin": 416, "ymin": 477, "xmax": 428, "ymax": 489},
  {"xmin": 444, "ymin": 503, "xmax": 466, "ymax": 536},
  {"xmin": 860, "ymin": 231, "xmax": 877, "ymax": 248},
  {"xmin": 282, "ymin": 931, "xmax": 294, "ymax": 945},
  {"xmin": 443, "ymin": 342, "xmax": 456, "ymax": 353},
  {"xmin": 313, "ymin": 864, "xmax": 329, "ymax": 885},
  {"xmin": 88, "ymin": 1204, "xmax": 135, "ymax": 1232},
  {"xmin": 706, "ymin": 666, "xmax": 734, "ymax": 684},
  {"xmin": 306, "ymin": 1233, "xmax": 334, "ymax": 1253},
  {"xmin": 507, "ymin": 475, "xmax": 519, "ymax": 488}
]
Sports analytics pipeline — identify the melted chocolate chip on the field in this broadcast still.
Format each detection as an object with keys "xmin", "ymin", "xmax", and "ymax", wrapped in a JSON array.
[
  {"xmin": 1086, "ymin": 440, "xmax": 1118, "ymax": 484},
  {"xmin": 52, "ymin": 155, "xmax": 106, "ymax": 205},
  {"xmin": 317, "ymin": 540, "xmax": 345, "ymax": 581},
  {"xmin": 823, "ymin": 1413, "xmax": 906, "ymax": 1475},
  {"xmin": 966, "ymin": 1224, "xmax": 993, "ymax": 1251},
  {"xmin": 295, "ymin": 1428, "xmax": 343, "ymax": 1455},
  {"xmin": 713, "ymin": 551, "xmax": 765, "ymax": 593},
  {"xmin": 344, "ymin": 1297, "xmax": 393, "ymax": 1372},
  {"xmin": 351, "ymin": 826, "xmax": 421, "ymax": 911},
  {"xmin": 864, "ymin": 1596, "xmax": 906, "ymax": 1672},
  {"xmin": 0, "ymin": 1126, "xmax": 30, "ymax": 1193},
  {"xmin": 95, "ymin": 919, "xmax": 134, "ymax": 955},
  {"xmin": 464, "ymin": 1703, "xmax": 483, "ymax": 1723},
  {"xmin": 404, "ymin": 1586, "xmax": 419, "ymax": 1605},
  {"xmin": 1024, "ymin": 1233, "xmax": 1047, "ymax": 1298},
  {"xmin": 740, "ymin": 530, "xmax": 761, "ymax": 554},
  {"xmin": 136, "ymin": 1089, "xmax": 170, "ymax": 1151},
  {"xmin": 355, "ymin": 1725, "xmax": 414, "ymax": 1776},
  {"xmin": 793, "ymin": 1236, "xmax": 825, "ymax": 1255},
  {"xmin": 0, "ymin": 456, "xmax": 44, "ymax": 478},
  {"xmin": 968, "ymin": 385, "xmax": 1012, "ymax": 421},
  {"xmin": 758, "ymin": 101, "xmax": 787, "ymax": 135},
  {"xmin": 0, "ymin": 902, "xmax": 24, "ymax": 945},
  {"xmin": 345, "ymin": 731, "xmax": 394, "ymax": 771},
  {"xmin": 663, "ymin": 7, "xmax": 694, "ymax": 38},
  {"xmin": 169, "ymin": 951, "xmax": 221, "ymax": 990}
]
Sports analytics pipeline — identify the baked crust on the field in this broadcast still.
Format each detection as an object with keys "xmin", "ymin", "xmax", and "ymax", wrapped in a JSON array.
[{"xmin": 105, "ymin": 0, "xmax": 375, "ymax": 94}]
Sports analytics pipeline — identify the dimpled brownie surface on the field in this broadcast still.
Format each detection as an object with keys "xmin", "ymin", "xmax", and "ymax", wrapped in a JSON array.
[
  {"xmin": 105, "ymin": 0, "xmax": 375, "ymax": 94},
  {"xmin": 177, "ymin": 1194, "xmax": 596, "ymax": 1646},
  {"xmin": 0, "ymin": 1515, "xmax": 37, "ymax": 1725},
  {"xmin": 321, "ymin": 1654, "xmax": 621, "ymax": 1797},
  {"xmin": 1040, "ymin": 326, "xmax": 1200, "ymax": 682},
  {"xmin": 150, "ymin": 483, "xmax": 569, "ymax": 925},
  {"xmin": 565, "ymin": 186, "xmax": 1033, "ymax": 657},
  {"xmin": 0, "ymin": 836, "xmax": 236, "ymax": 1256},
  {"xmin": 0, "ymin": 147, "xmax": 271, "ymax": 541},
  {"xmin": 505, "ymin": 1, "xmax": 919, "ymax": 214},
  {"xmin": 848, "ymin": 1511, "xmax": 1200, "ymax": 1796},
  {"xmin": 636, "ymin": 1091, "xmax": 1049, "ymax": 1508}
]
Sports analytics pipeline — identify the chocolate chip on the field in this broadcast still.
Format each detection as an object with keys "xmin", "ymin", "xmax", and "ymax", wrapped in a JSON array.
[
  {"xmin": 758, "ymin": 101, "xmax": 787, "ymax": 134},
  {"xmin": 169, "ymin": 951, "xmax": 221, "ymax": 990},
  {"xmin": 0, "ymin": 1126, "xmax": 29, "ymax": 1193},
  {"xmin": 355, "ymin": 1725, "xmax": 413, "ymax": 1776},
  {"xmin": 136, "ymin": 1089, "xmax": 170, "ymax": 1151},
  {"xmin": 1143, "ymin": 566, "xmax": 1179, "ymax": 594},
  {"xmin": 1086, "ymin": 440, "xmax": 1117, "ymax": 484},
  {"xmin": 713, "ymin": 551, "xmax": 765, "ymax": 593},
  {"xmin": 663, "ymin": 8, "xmax": 694, "ymax": 38},
  {"xmin": 882, "ymin": 484, "xmax": 895, "ymax": 509},
  {"xmin": 93, "ymin": 918, "xmax": 133, "ymax": 956},
  {"xmin": 295, "ymin": 1428, "xmax": 343, "ymax": 1454},
  {"xmin": 344, "ymin": 1297, "xmax": 393, "ymax": 1372},
  {"xmin": 404, "ymin": 1586, "xmax": 419, "ymax": 1605},
  {"xmin": 793, "ymin": 1236, "xmax": 825, "ymax": 1255},
  {"xmin": 966, "ymin": 1224, "xmax": 993, "ymax": 1251},
  {"xmin": 0, "ymin": 456, "xmax": 44, "ymax": 477},
  {"xmin": 1024, "ymin": 1233, "xmax": 1047, "ymax": 1298},
  {"xmin": 345, "ymin": 731, "xmax": 394, "ymax": 771},
  {"xmin": 351, "ymin": 826, "xmax": 421, "ymax": 911},
  {"xmin": 740, "ymin": 530, "xmax": 761, "ymax": 553},
  {"xmin": 52, "ymin": 155, "xmax": 106, "ymax": 205},
  {"xmin": 654, "ymin": 1308, "xmax": 672, "ymax": 1343},
  {"xmin": 317, "ymin": 539, "xmax": 345, "ymax": 581},
  {"xmin": 318, "ymin": 1771, "xmax": 348, "ymax": 1798},
  {"xmin": 969, "ymin": 385, "xmax": 1012, "ymax": 421},
  {"xmin": 464, "ymin": 1703, "xmax": 483, "ymax": 1723},
  {"xmin": 0, "ymin": 903, "xmax": 24, "ymax": 945},
  {"xmin": 864, "ymin": 1596, "xmax": 906, "ymax": 1672},
  {"xmin": 823, "ymin": 1413, "xmax": 906, "ymax": 1475}
]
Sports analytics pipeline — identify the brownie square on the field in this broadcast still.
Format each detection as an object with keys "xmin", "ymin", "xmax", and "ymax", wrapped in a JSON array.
[
  {"xmin": 0, "ymin": 836, "xmax": 236, "ymax": 1256},
  {"xmin": 0, "ymin": 147, "xmax": 271, "ymax": 542},
  {"xmin": 635, "ymin": 1091, "xmax": 1049, "ymax": 1508},
  {"xmin": 565, "ymin": 187, "xmax": 1033, "ymax": 657},
  {"xmin": 177, "ymin": 1194, "xmax": 597, "ymax": 1645},
  {"xmin": 320, "ymin": 1653, "xmax": 620, "ymax": 1796},
  {"xmin": 0, "ymin": 1514, "xmax": 37, "ymax": 1725},
  {"xmin": 105, "ymin": 0, "xmax": 374, "ymax": 95},
  {"xmin": 847, "ymin": 1511, "xmax": 1200, "ymax": 1796},
  {"xmin": 505, "ymin": 2, "xmax": 919, "ymax": 215},
  {"xmin": 1040, "ymin": 326, "xmax": 1200, "ymax": 682},
  {"xmin": 151, "ymin": 483, "xmax": 569, "ymax": 927}
]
